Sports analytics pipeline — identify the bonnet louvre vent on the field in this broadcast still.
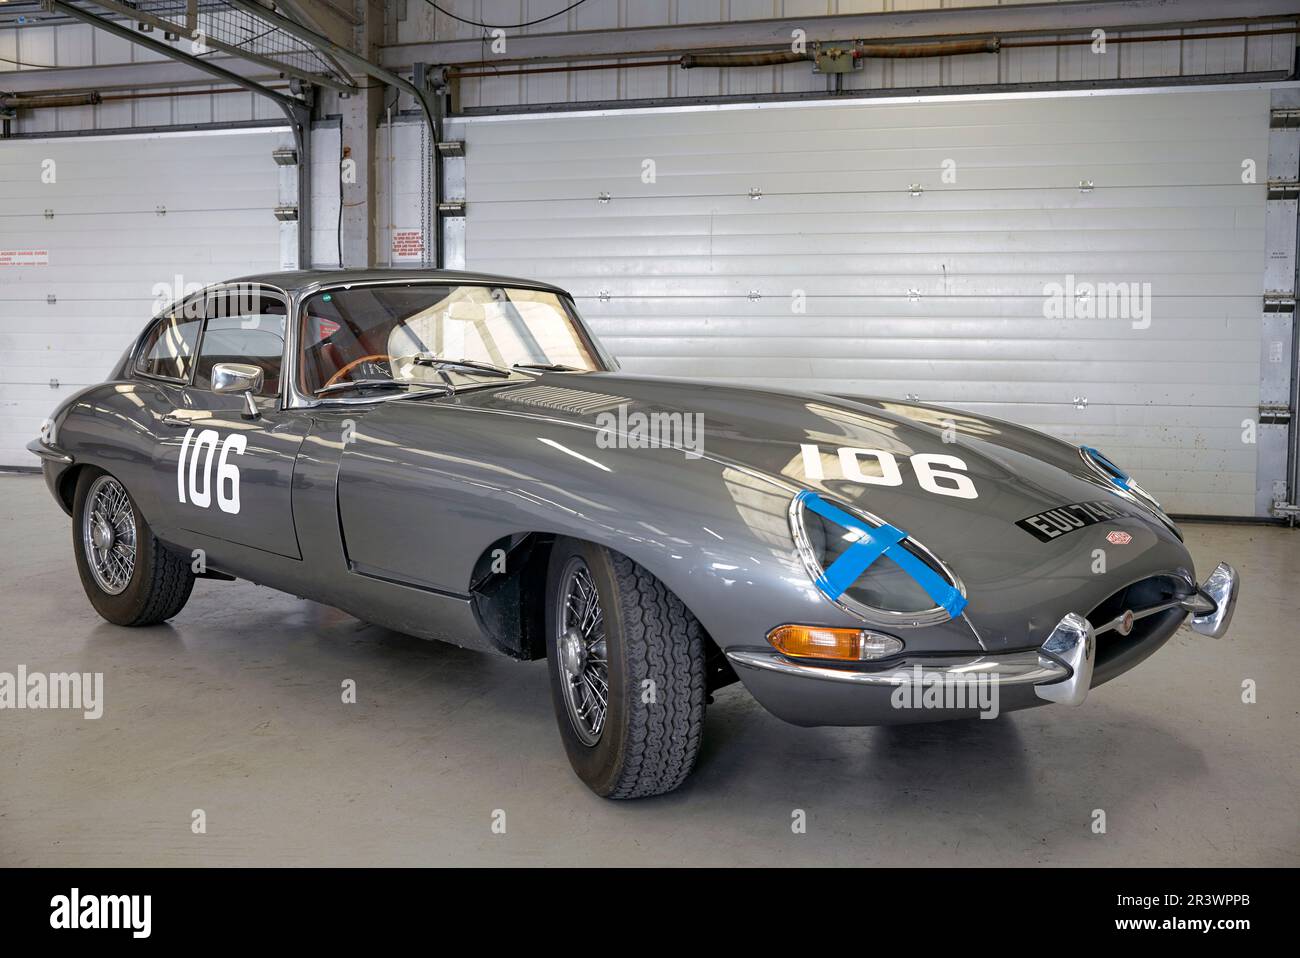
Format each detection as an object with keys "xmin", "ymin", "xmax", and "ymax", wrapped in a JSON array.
[{"xmin": 503, "ymin": 386, "xmax": 630, "ymax": 415}]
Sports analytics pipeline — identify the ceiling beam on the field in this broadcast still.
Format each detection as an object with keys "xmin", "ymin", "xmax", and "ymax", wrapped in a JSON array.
[
  {"xmin": 380, "ymin": 0, "xmax": 1300, "ymax": 67},
  {"xmin": 0, "ymin": 55, "xmax": 282, "ymax": 94},
  {"xmin": 85, "ymin": 0, "xmax": 355, "ymax": 92},
  {"xmin": 273, "ymin": 0, "xmax": 358, "ymax": 80}
]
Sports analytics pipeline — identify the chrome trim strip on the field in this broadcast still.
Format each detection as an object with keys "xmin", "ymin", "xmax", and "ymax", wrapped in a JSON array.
[
  {"xmin": 725, "ymin": 648, "xmax": 1068, "ymax": 688},
  {"xmin": 1092, "ymin": 599, "xmax": 1189, "ymax": 637},
  {"xmin": 1086, "ymin": 572, "xmax": 1223, "ymax": 638}
]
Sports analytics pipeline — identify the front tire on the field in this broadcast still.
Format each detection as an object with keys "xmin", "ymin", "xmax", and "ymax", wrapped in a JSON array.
[
  {"xmin": 72, "ymin": 468, "xmax": 195, "ymax": 626},
  {"xmin": 545, "ymin": 538, "xmax": 707, "ymax": 799}
]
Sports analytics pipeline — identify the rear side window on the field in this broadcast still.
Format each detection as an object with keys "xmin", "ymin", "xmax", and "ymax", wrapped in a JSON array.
[{"xmin": 135, "ymin": 308, "xmax": 203, "ymax": 381}]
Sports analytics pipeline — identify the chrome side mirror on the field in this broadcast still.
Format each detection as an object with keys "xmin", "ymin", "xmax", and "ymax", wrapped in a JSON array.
[{"xmin": 211, "ymin": 362, "xmax": 264, "ymax": 419}]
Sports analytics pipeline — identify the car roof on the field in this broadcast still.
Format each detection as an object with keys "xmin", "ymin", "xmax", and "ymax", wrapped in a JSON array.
[{"xmin": 223, "ymin": 268, "xmax": 572, "ymax": 296}]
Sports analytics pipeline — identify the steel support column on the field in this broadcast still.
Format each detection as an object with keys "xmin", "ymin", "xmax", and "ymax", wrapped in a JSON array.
[{"xmin": 226, "ymin": 0, "xmax": 444, "ymax": 267}]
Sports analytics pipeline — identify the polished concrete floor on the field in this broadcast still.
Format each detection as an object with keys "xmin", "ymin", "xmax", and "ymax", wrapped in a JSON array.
[{"xmin": 0, "ymin": 473, "xmax": 1296, "ymax": 867}]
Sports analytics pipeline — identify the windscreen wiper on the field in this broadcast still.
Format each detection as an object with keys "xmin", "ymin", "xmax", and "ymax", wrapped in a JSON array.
[
  {"xmin": 411, "ymin": 356, "xmax": 514, "ymax": 378},
  {"xmin": 512, "ymin": 362, "xmax": 581, "ymax": 372},
  {"xmin": 315, "ymin": 379, "xmax": 406, "ymax": 396}
]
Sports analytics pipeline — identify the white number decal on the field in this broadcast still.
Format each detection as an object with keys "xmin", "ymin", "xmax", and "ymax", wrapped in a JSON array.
[
  {"xmin": 837, "ymin": 447, "xmax": 903, "ymax": 487},
  {"xmin": 800, "ymin": 443, "xmax": 978, "ymax": 500},
  {"xmin": 188, "ymin": 429, "xmax": 217, "ymax": 509},
  {"xmin": 216, "ymin": 434, "xmax": 246, "ymax": 514},
  {"xmin": 911, "ymin": 453, "xmax": 978, "ymax": 500},
  {"xmin": 177, "ymin": 428, "xmax": 245, "ymax": 514}
]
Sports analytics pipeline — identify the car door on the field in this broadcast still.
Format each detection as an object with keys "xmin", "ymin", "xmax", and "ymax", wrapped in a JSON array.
[{"xmin": 152, "ymin": 285, "xmax": 308, "ymax": 559}]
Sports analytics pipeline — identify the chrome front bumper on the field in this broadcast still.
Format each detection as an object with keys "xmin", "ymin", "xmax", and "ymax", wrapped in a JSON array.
[
  {"xmin": 25, "ymin": 437, "xmax": 72, "ymax": 465},
  {"xmin": 728, "ymin": 561, "xmax": 1239, "ymax": 711},
  {"xmin": 1186, "ymin": 561, "xmax": 1239, "ymax": 638}
]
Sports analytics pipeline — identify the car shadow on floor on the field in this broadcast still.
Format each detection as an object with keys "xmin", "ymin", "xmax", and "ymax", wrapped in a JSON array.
[
  {"xmin": 78, "ymin": 591, "xmax": 1208, "ymax": 830},
  {"xmin": 685, "ymin": 682, "xmax": 1209, "ymax": 826}
]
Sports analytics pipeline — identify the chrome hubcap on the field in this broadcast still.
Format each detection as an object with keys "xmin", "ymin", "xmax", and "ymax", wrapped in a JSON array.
[
  {"xmin": 556, "ymin": 557, "xmax": 608, "ymax": 747},
  {"xmin": 82, "ymin": 475, "xmax": 136, "ymax": 595},
  {"xmin": 92, "ymin": 518, "xmax": 114, "ymax": 552},
  {"xmin": 560, "ymin": 627, "xmax": 587, "ymax": 678}
]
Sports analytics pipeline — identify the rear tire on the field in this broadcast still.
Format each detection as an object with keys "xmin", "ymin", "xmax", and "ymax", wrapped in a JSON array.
[
  {"xmin": 72, "ymin": 467, "xmax": 195, "ymax": 626},
  {"xmin": 545, "ymin": 538, "xmax": 707, "ymax": 799}
]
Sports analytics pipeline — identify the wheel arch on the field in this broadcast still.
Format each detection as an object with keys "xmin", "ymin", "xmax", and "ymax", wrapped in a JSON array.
[
  {"xmin": 468, "ymin": 531, "xmax": 737, "ymax": 692},
  {"xmin": 54, "ymin": 462, "xmax": 85, "ymax": 515}
]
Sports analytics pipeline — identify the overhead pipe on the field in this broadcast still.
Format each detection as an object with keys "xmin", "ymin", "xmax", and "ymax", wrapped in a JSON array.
[
  {"xmin": 855, "ymin": 38, "xmax": 1000, "ymax": 58},
  {"xmin": 0, "ymin": 87, "xmax": 289, "ymax": 110},
  {"xmin": 450, "ymin": 25, "xmax": 1298, "ymax": 80},
  {"xmin": 680, "ymin": 37, "xmax": 999, "ymax": 69},
  {"xmin": 680, "ymin": 51, "xmax": 809, "ymax": 68},
  {"xmin": 455, "ymin": 39, "xmax": 999, "ymax": 78},
  {"xmin": 0, "ymin": 91, "xmax": 102, "ymax": 110}
]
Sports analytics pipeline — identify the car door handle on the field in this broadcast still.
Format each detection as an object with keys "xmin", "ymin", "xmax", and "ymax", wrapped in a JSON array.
[{"xmin": 160, "ymin": 415, "xmax": 192, "ymax": 428}]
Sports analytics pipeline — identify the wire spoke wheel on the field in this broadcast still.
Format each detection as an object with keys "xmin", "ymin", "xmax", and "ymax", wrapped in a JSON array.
[
  {"xmin": 81, "ymin": 475, "xmax": 136, "ymax": 595},
  {"xmin": 556, "ymin": 556, "xmax": 609, "ymax": 746}
]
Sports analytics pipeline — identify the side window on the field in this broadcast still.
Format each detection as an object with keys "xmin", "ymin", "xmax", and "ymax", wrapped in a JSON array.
[
  {"xmin": 193, "ymin": 289, "xmax": 287, "ymax": 397},
  {"xmin": 135, "ymin": 306, "xmax": 203, "ymax": 381}
]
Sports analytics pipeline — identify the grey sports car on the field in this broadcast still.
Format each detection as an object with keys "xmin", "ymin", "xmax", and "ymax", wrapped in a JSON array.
[{"xmin": 29, "ymin": 269, "xmax": 1240, "ymax": 798}]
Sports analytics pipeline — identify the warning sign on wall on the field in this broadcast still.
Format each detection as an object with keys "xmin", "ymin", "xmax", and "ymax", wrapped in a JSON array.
[
  {"xmin": 0, "ymin": 249, "xmax": 50, "ymax": 267},
  {"xmin": 391, "ymin": 229, "xmax": 424, "ymax": 263}
]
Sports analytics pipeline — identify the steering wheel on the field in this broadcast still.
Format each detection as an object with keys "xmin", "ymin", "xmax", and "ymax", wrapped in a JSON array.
[{"xmin": 322, "ymin": 354, "xmax": 392, "ymax": 389}]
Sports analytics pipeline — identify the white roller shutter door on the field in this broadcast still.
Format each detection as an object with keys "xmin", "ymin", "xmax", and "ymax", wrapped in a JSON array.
[{"xmin": 455, "ymin": 89, "xmax": 1275, "ymax": 516}]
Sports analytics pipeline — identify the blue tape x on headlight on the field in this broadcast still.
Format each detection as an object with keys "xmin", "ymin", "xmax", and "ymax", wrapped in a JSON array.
[
  {"xmin": 1081, "ymin": 445, "xmax": 1132, "ymax": 491},
  {"xmin": 798, "ymin": 491, "xmax": 967, "ymax": 619}
]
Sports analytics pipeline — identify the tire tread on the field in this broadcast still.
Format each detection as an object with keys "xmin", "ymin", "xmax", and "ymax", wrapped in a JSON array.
[
  {"xmin": 605, "ymin": 553, "xmax": 707, "ymax": 799},
  {"xmin": 125, "ymin": 538, "xmax": 195, "ymax": 626}
]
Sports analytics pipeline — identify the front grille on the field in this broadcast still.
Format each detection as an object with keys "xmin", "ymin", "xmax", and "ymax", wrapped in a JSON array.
[{"xmin": 1087, "ymin": 573, "xmax": 1192, "ymax": 666}]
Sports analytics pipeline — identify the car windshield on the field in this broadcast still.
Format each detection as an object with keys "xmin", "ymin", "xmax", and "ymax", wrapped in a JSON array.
[{"xmin": 297, "ymin": 282, "xmax": 609, "ymax": 397}]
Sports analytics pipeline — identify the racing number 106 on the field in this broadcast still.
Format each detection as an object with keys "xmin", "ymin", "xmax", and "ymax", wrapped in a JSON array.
[
  {"xmin": 177, "ymin": 428, "xmax": 245, "ymax": 514},
  {"xmin": 800, "ymin": 443, "xmax": 978, "ymax": 500}
]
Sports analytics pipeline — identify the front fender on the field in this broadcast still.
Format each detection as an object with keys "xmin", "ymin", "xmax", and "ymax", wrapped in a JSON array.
[{"xmin": 334, "ymin": 399, "xmax": 985, "ymax": 656}]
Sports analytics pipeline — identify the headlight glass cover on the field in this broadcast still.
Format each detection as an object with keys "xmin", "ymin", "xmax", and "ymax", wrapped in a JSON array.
[
  {"xmin": 1079, "ymin": 446, "xmax": 1164, "ymax": 512},
  {"xmin": 789, "ymin": 491, "xmax": 967, "ymax": 628}
]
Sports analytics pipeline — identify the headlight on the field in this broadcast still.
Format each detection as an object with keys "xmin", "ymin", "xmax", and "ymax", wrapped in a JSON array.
[
  {"xmin": 1079, "ymin": 446, "xmax": 1165, "ymax": 514},
  {"xmin": 789, "ymin": 490, "xmax": 967, "ymax": 628}
]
